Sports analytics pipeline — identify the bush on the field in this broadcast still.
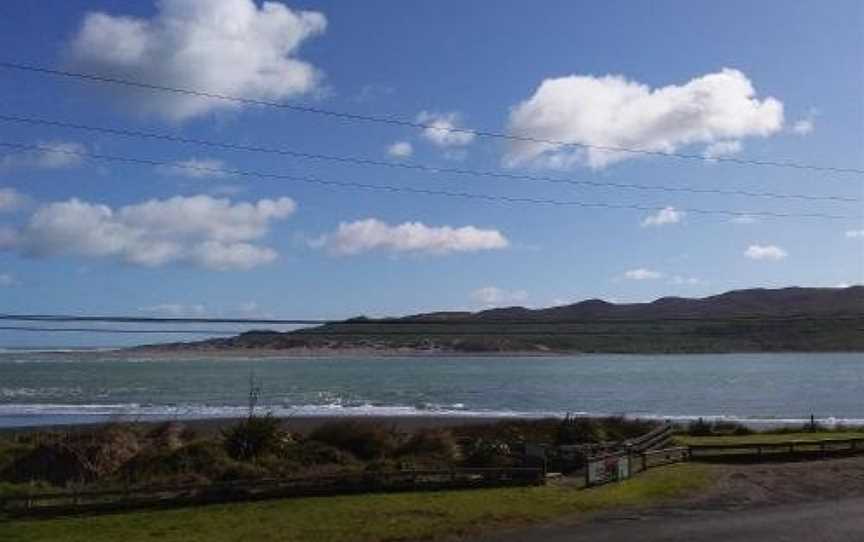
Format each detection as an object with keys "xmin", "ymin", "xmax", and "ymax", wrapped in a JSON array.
[
  {"xmin": 308, "ymin": 421, "xmax": 396, "ymax": 460},
  {"xmin": 4, "ymin": 425, "xmax": 142, "ymax": 485},
  {"xmin": 122, "ymin": 440, "xmax": 235, "ymax": 484},
  {"xmin": 462, "ymin": 438, "xmax": 513, "ymax": 468},
  {"xmin": 279, "ymin": 440, "xmax": 358, "ymax": 467},
  {"xmin": 146, "ymin": 421, "xmax": 186, "ymax": 451},
  {"xmin": 222, "ymin": 415, "xmax": 288, "ymax": 462},
  {"xmin": 597, "ymin": 416, "xmax": 656, "ymax": 441},
  {"xmin": 398, "ymin": 429, "xmax": 459, "ymax": 462},
  {"xmin": 556, "ymin": 416, "xmax": 606, "ymax": 445},
  {"xmin": 687, "ymin": 418, "xmax": 713, "ymax": 437},
  {"xmin": 732, "ymin": 424, "xmax": 755, "ymax": 436}
]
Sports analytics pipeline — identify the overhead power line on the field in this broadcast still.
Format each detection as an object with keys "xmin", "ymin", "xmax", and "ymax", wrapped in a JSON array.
[
  {"xmin": 1, "ymin": 61, "xmax": 862, "ymax": 175},
  {"xmin": 1, "ymin": 313, "xmax": 861, "ymax": 325},
  {"xmin": 0, "ymin": 326, "xmax": 237, "ymax": 334},
  {"xmin": 1, "ymin": 113, "xmax": 857, "ymax": 204},
  {"xmin": 0, "ymin": 142, "xmax": 856, "ymax": 221},
  {"xmin": 2, "ymin": 325, "xmax": 857, "ymax": 336}
]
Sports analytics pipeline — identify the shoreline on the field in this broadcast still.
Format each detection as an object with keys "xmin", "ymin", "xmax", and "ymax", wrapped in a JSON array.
[{"xmin": 5, "ymin": 348, "xmax": 864, "ymax": 360}]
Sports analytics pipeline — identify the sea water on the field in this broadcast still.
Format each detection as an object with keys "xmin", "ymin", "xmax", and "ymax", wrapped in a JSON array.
[{"xmin": 1, "ymin": 352, "xmax": 862, "ymax": 428}]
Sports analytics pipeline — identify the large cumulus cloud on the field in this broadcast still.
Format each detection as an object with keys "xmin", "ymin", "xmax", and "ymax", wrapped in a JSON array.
[
  {"xmin": 505, "ymin": 68, "xmax": 784, "ymax": 169},
  {"xmin": 66, "ymin": 0, "xmax": 327, "ymax": 121}
]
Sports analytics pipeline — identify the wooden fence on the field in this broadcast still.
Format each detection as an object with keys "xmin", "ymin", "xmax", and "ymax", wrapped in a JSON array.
[
  {"xmin": 624, "ymin": 424, "xmax": 674, "ymax": 452},
  {"xmin": 688, "ymin": 437, "xmax": 864, "ymax": 461},
  {"xmin": 0, "ymin": 467, "xmax": 543, "ymax": 517},
  {"xmin": 584, "ymin": 445, "xmax": 690, "ymax": 487}
]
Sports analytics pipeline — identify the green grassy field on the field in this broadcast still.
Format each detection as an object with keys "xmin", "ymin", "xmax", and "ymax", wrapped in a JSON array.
[
  {"xmin": 0, "ymin": 464, "xmax": 710, "ymax": 542},
  {"xmin": 675, "ymin": 431, "xmax": 864, "ymax": 446}
]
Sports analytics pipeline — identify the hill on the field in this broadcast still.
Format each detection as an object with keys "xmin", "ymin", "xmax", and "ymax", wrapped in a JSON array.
[{"xmin": 140, "ymin": 286, "xmax": 864, "ymax": 354}]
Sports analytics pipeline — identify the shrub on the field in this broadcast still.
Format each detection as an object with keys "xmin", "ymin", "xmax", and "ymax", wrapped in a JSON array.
[
  {"xmin": 222, "ymin": 415, "xmax": 287, "ymax": 462},
  {"xmin": 597, "ymin": 416, "xmax": 656, "ymax": 441},
  {"xmin": 279, "ymin": 440, "xmax": 358, "ymax": 467},
  {"xmin": 4, "ymin": 425, "xmax": 141, "ymax": 485},
  {"xmin": 687, "ymin": 418, "xmax": 713, "ymax": 437},
  {"xmin": 398, "ymin": 429, "xmax": 459, "ymax": 462},
  {"xmin": 308, "ymin": 421, "xmax": 396, "ymax": 460},
  {"xmin": 732, "ymin": 424, "xmax": 755, "ymax": 436},
  {"xmin": 122, "ymin": 440, "xmax": 235, "ymax": 484},
  {"xmin": 146, "ymin": 421, "xmax": 186, "ymax": 451},
  {"xmin": 462, "ymin": 438, "xmax": 513, "ymax": 468},
  {"xmin": 556, "ymin": 416, "xmax": 606, "ymax": 445}
]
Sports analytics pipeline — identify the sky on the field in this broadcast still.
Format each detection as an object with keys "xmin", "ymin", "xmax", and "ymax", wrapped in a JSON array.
[{"xmin": 0, "ymin": 0, "xmax": 861, "ymax": 346}]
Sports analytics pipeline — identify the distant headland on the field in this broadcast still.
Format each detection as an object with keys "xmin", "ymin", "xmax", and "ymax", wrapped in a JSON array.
[{"xmin": 133, "ymin": 286, "xmax": 864, "ymax": 355}]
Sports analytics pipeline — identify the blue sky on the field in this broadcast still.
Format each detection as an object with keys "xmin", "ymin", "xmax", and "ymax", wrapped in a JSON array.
[{"xmin": 0, "ymin": 0, "xmax": 861, "ymax": 346}]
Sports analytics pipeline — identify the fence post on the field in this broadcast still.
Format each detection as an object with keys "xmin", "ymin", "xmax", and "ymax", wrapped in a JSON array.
[{"xmin": 641, "ymin": 452, "xmax": 647, "ymax": 471}]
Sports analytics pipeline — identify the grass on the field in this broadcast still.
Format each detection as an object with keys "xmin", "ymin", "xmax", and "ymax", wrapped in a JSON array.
[
  {"xmin": 0, "ymin": 464, "xmax": 710, "ymax": 542},
  {"xmin": 675, "ymin": 431, "xmax": 864, "ymax": 446}
]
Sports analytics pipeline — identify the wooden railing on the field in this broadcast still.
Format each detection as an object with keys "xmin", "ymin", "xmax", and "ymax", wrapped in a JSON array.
[
  {"xmin": 637, "ymin": 446, "xmax": 690, "ymax": 470},
  {"xmin": 583, "ymin": 438, "xmax": 688, "ymax": 488},
  {"xmin": 0, "ymin": 467, "xmax": 544, "ymax": 517},
  {"xmin": 625, "ymin": 424, "xmax": 674, "ymax": 452},
  {"xmin": 688, "ymin": 437, "xmax": 864, "ymax": 460}
]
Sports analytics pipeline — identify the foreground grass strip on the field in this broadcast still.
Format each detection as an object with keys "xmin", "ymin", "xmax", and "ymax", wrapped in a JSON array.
[
  {"xmin": 1, "ymin": 464, "xmax": 709, "ymax": 542},
  {"xmin": 675, "ymin": 431, "xmax": 864, "ymax": 446}
]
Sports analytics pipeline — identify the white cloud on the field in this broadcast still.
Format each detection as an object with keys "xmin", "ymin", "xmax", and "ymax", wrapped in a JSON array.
[
  {"xmin": 791, "ymin": 109, "xmax": 817, "ymax": 136},
  {"xmin": 505, "ymin": 68, "xmax": 783, "ymax": 169},
  {"xmin": 703, "ymin": 140, "xmax": 742, "ymax": 159},
  {"xmin": 209, "ymin": 184, "xmax": 247, "ymax": 196},
  {"xmin": 189, "ymin": 240, "xmax": 278, "ymax": 271},
  {"xmin": 416, "ymin": 111, "xmax": 476, "ymax": 147},
  {"xmin": 471, "ymin": 286, "xmax": 528, "ymax": 306},
  {"xmin": 386, "ymin": 141, "xmax": 413, "ymax": 158},
  {"xmin": 745, "ymin": 244, "xmax": 787, "ymax": 261},
  {"xmin": 846, "ymin": 230, "xmax": 864, "ymax": 239},
  {"xmin": 1, "ymin": 142, "xmax": 85, "ymax": 170},
  {"xmin": 731, "ymin": 215, "xmax": 758, "ymax": 224},
  {"xmin": 353, "ymin": 84, "xmax": 394, "ymax": 103},
  {"xmin": 624, "ymin": 268, "xmax": 664, "ymax": 280},
  {"xmin": 66, "ymin": 0, "xmax": 327, "ymax": 121},
  {"xmin": 791, "ymin": 118, "xmax": 814, "ymax": 135},
  {"xmin": 314, "ymin": 218, "xmax": 508, "ymax": 255},
  {"xmin": 641, "ymin": 206, "xmax": 684, "ymax": 227},
  {"xmin": 670, "ymin": 275, "xmax": 704, "ymax": 286},
  {"xmin": 157, "ymin": 157, "xmax": 230, "ymax": 178},
  {"xmin": 139, "ymin": 303, "xmax": 208, "ymax": 317},
  {"xmin": 2, "ymin": 194, "xmax": 295, "ymax": 270},
  {"xmin": 0, "ymin": 188, "xmax": 27, "ymax": 213},
  {"xmin": 0, "ymin": 273, "xmax": 15, "ymax": 287}
]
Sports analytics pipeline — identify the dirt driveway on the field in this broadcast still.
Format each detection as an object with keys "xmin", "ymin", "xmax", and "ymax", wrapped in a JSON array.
[{"xmin": 476, "ymin": 456, "xmax": 864, "ymax": 541}]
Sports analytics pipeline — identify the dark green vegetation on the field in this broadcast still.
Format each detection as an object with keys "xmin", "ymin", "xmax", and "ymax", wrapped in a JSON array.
[
  {"xmin": 0, "ymin": 464, "xmax": 711, "ymax": 542},
  {"xmin": 675, "ymin": 419, "xmax": 864, "ymax": 446},
  {"xmin": 143, "ymin": 287, "xmax": 864, "ymax": 353},
  {"xmin": 0, "ymin": 417, "xmax": 652, "ymax": 499}
]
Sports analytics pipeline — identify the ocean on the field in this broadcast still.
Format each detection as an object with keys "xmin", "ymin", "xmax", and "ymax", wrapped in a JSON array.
[{"xmin": 1, "ymin": 351, "xmax": 862, "ymax": 428}]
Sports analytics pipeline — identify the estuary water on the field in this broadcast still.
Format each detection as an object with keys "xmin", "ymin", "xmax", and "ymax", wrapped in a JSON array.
[{"xmin": 0, "ymin": 351, "xmax": 862, "ymax": 428}]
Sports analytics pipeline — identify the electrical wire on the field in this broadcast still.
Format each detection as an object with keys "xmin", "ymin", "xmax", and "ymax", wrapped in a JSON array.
[
  {"xmin": 0, "ymin": 141, "xmax": 856, "ymax": 221},
  {"xmin": 2, "ymin": 61, "xmax": 862, "ymax": 175},
  {"xmin": 0, "ymin": 113, "xmax": 857, "ymax": 203}
]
